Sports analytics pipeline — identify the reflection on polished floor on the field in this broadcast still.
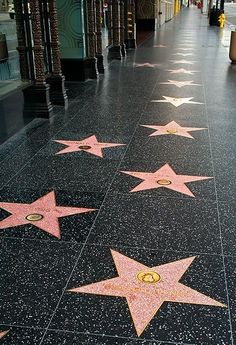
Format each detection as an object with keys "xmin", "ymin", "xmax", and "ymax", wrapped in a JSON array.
[{"xmin": 1, "ymin": 7, "xmax": 236, "ymax": 345}]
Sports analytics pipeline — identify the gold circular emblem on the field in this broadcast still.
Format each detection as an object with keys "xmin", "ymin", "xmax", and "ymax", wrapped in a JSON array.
[
  {"xmin": 167, "ymin": 128, "xmax": 177, "ymax": 134},
  {"xmin": 78, "ymin": 145, "xmax": 92, "ymax": 150},
  {"xmin": 157, "ymin": 179, "xmax": 172, "ymax": 185},
  {"xmin": 137, "ymin": 271, "xmax": 161, "ymax": 284},
  {"xmin": 26, "ymin": 214, "xmax": 44, "ymax": 221}
]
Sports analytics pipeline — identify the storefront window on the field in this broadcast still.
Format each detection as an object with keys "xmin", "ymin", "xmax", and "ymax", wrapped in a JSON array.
[{"xmin": 0, "ymin": 0, "xmax": 21, "ymax": 99}]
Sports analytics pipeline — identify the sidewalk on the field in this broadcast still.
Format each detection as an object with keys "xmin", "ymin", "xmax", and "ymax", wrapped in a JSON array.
[{"xmin": 0, "ymin": 7, "xmax": 236, "ymax": 345}]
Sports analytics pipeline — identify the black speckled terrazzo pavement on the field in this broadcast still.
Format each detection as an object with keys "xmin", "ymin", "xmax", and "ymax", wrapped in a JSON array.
[{"xmin": 0, "ymin": 7, "xmax": 236, "ymax": 345}]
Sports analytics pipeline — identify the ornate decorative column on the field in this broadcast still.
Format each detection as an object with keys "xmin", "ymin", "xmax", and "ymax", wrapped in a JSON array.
[
  {"xmin": 124, "ymin": 0, "xmax": 136, "ymax": 49},
  {"xmin": 85, "ymin": 0, "xmax": 98, "ymax": 78},
  {"xmin": 14, "ymin": 0, "xmax": 29, "ymax": 81},
  {"xmin": 108, "ymin": 0, "xmax": 122, "ymax": 60},
  {"xmin": 47, "ymin": 0, "xmax": 68, "ymax": 107},
  {"xmin": 23, "ymin": 0, "xmax": 53, "ymax": 118},
  {"xmin": 95, "ymin": 0, "xmax": 104, "ymax": 73},
  {"xmin": 119, "ymin": 0, "xmax": 126, "ymax": 56},
  {"xmin": 57, "ymin": 0, "xmax": 90, "ymax": 82}
]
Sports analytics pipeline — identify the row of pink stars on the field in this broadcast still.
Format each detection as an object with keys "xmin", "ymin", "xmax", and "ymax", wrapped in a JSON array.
[
  {"xmin": 0, "ymin": 41, "xmax": 223, "ymax": 340},
  {"xmin": 67, "ymin": 42, "xmax": 225, "ymax": 338},
  {"xmin": 69, "ymin": 45, "xmax": 227, "ymax": 336}
]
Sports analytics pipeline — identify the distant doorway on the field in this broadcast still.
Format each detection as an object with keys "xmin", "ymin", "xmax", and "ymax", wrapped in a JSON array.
[{"xmin": 102, "ymin": 1, "xmax": 109, "ymax": 50}]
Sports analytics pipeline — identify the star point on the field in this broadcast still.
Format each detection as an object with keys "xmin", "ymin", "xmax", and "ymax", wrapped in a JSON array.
[
  {"xmin": 134, "ymin": 62, "xmax": 161, "ymax": 68},
  {"xmin": 0, "ymin": 191, "xmax": 96, "ymax": 238},
  {"xmin": 167, "ymin": 68, "xmax": 199, "ymax": 75},
  {"xmin": 0, "ymin": 330, "xmax": 9, "ymax": 339},
  {"xmin": 141, "ymin": 121, "xmax": 206, "ymax": 139},
  {"xmin": 54, "ymin": 135, "xmax": 125, "ymax": 158},
  {"xmin": 69, "ymin": 249, "xmax": 226, "ymax": 336},
  {"xmin": 121, "ymin": 163, "xmax": 212, "ymax": 197},
  {"xmin": 151, "ymin": 96, "xmax": 203, "ymax": 107}
]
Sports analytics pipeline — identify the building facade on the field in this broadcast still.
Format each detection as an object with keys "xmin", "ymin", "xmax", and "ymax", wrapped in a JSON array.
[{"xmin": 0, "ymin": 0, "xmax": 179, "ymax": 117}]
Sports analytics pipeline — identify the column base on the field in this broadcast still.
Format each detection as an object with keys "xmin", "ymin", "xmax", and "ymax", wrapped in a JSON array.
[
  {"xmin": 124, "ymin": 38, "xmax": 136, "ymax": 49},
  {"xmin": 136, "ymin": 19, "xmax": 155, "ymax": 31},
  {"xmin": 61, "ymin": 57, "xmax": 98, "ymax": 81},
  {"xmin": 46, "ymin": 74, "xmax": 68, "ymax": 108},
  {"xmin": 96, "ymin": 54, "xmax": 105, "ymax": 73},
  {"xmin": 23, "ymin": 83, "xmax": 53, "ymax": 119},
  {"xmin": 121, "ymin": 44, "xmax": 126, "ymax": 57},
  {"xmin": 108, "ymin": 45, "xmax": 122, "ymax": 60}
]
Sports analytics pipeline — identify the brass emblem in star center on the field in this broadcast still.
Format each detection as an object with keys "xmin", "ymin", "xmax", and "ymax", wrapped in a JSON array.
[
  {"xmin": 157, "ymin": 179, "xmax": 172, "ymax": 186},
  {"xmin": 26, "ymin": 214, "xmax": 44, "ymax": 221},
  {"xmin": 167, "ymin": 128, "xmax": 178, "ymax": 134},
  {"xmin": 137, "ymin": 271, "xmax": 161, "ymax": 284},
  {"xmin": 78, "ymin": 145, "xmax": 92, "ymax": 150}
]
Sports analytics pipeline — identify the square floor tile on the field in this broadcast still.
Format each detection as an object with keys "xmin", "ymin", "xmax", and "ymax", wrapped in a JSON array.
[
  {"xmin": 0, "ymin": 238, "xmax": 81, "ymax": 327},
  {"xmin": 0, "ymin": 326, "xmax": 44, "ymax": 345},
  {"xmin": 141, "ymin": 103, "xmax": 207, "ymax": 126},
  {"xmin": 206, "ymin": 105, "xmax": 236, "ymax": 124},
  {"xmin": 5, "ymin": 155, "xmax": 119, "ymax": 194},
  {"xmin": 218, "ymin": 201, "xmax": 236, "ymax": 256},
  {"xmin": 224, "ymin": 256, "xmax": 236, "ymax": 343},
  {"xmin": 122, "ymin": 133, "xmax": 211, "ymax": 167},
  {"xmin": 65, "ymin": 82, "xmax": 96, "ymax": 102},
  {"xmin": 211, "ymin": 137, "xmax": 236, "ymax": 156},
  {"xmin": 213, "ymin": 158, "xmax": 236, "ymax": 202},
  {"xmin": 42, "ymin": 330, "xmax": 169, "ymax": 345},
  {"xmin": 49, "ymin": 245, "xmax": 230, "ymax": 344},
  {"xmin": 88, "ymin": 193, "xmax": 221, "ymax": 254},
  {"xmin": 52, "ymin": 101, "xmax": 144, "ymax": 138}
]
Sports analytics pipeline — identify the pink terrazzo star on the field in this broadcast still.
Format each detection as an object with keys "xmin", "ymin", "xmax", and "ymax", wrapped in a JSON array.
[
  {"xmin": 173, "ymin": 53, "xmax": 194, "ymax": 56},
  {"xmin": 159, "ymin": 80, "xmax": 201, "ymax": 88},
  {"xmin": 54, "ymin": 135, "xmax": 125, "ymax": 158},
  {"xmin": 141, "ymin": 121, "xmax": 206, "ymax": 139},
  {"xmin": 170, "ymin": 59, "xmax": 196, "ymax": 65},
  {"xmin": 0, "ymin": 191, "xmax": 96, "ymax": 238},
  {"xmin": 177, "ymin": 47, "xmax": 195, "ymax": 51},
  {"xmin": 0, "ymin": 331, "xmax": 9, "ymax": 339},
  {"xmin": 134, "ymin": 63, "xmax": 161, "ymax": 68},
  {"xmin": 69, "ymin": 249, "xmax": 226, "ymax": 336},
  {"xmin": 121, "ymin": 163, "xmax": 212, "ymax": 197},
  {"xmin": 151, "ymin": 96, "xmax": 203, "ymax": 107},
  {"xmin": 167, "ymin": 68, "xmax": 199, "ymax": 75}
]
